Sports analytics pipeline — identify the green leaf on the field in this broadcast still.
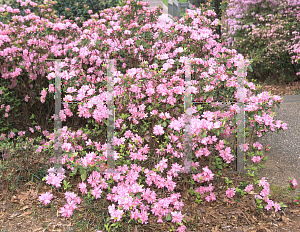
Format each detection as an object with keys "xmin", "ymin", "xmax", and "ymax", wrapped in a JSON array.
[
  {"xmin": 222, "ymin": 117, "xmax": 228, "ymax": 127},
  {"xmin": 81, "ymin": 170, "xmax": 86, "ymax": 181},
  {"xmin": 69, "ymin": 166, "xmax": 78, "ymax": 177},
  {"xmin": 197, "ymin": 105, "xmax": 204, "ymax": 111},
  {"xmin": 162, "ymin": 121, "xmax": 167, "ymax": 127},
  {"xmin": 255, "ymin": 123, "xmax": 260, "ymax": 131},
  {"xmin": 280, "ymin": 203, "xmax": 287, "ymax": 208},
  {"xmin": 248, "ymin": 64, "xmax": 253, "ymax": 72},
  {"xmin": 166, "ymin": 213, "xmax": 172, "ymax": 221},
  {"xmin": 80, "ymin": 169, "xmax": 87, "ymax": 182}
]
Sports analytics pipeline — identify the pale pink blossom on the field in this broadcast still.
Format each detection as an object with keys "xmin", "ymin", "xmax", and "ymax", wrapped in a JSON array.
[
  {"xmin": 38, "ymin": 192, "xmax": 53, "ymax": 205},
  {"xmin": 171, "ymin": 211, "xmax": 183, "ymax": 223},
  {"xmin": 153, "ymin": 124, "xmax": 164, "ymax": 135},
  {"xmin": 226, "ymin": 188, "xmax": 236, "ymax": 198},
  {"xmin": 25, "ymin": 95, "xmax": 30, "ymax": 102},
  {"xmin": 251, "ymin": 156, "xmax": 261, "ymax": 163},
  {"xmin": 291, "ymin": 179, "xmax": 298, "ymax": 188},
  {"xmin": 245, "ymin": 184, "xmax": 253, "ymax": 193},
  {"xmin": 274, "ymin": 202, "xmax": 281, "ymax": 212}
]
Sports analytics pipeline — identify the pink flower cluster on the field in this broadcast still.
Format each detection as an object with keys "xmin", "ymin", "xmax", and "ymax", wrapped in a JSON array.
[
  {"xmin": 38, "ymin": 192, "xmax": 53, "ymax": 205},
  {"xmin": 45, "ymin": 167, "xmax": 66, "ymax": 188},
  {"xmin": 290, "ymin": 178, "xmax": 298, "ymax": 189},
  {"xmin": 144, "ymin": 168, "xmax": 177, "ymax": 192},
  {"xmin": 245, "ymin": 184, "xmax": 254, "ymax": 193},
  {"xmin": 192, "ymin": 166, "xmax": 214, "ymax": 184},
  {"xmin": 195, "ymin": 183, "xmax": 216, "ymax": 202},
  {"xmin": 60, "ymin": 192, "xmax": 82, "ymax": 218},
  {"xmin": 254, "ymin": 177, "xmax": 282, "ymax": 212},
  {"xmin": 108, "ymin": 204, "xmax": 125, "ymax": 222},
  {"xmin": 226, "ymin": 188, "xmax": 236, "ymax": 198},
  {"xmin": 40, "ymin": 89, "xmax": 47, "ymax": 103}
]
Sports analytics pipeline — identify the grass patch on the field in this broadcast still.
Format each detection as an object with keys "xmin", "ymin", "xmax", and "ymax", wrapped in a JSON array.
[{"xmin": 161, "ymin": 0, "xmax": 188, "ymax": 7}]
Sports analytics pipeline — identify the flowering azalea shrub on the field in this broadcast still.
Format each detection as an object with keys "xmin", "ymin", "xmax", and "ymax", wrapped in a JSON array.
[
  {"xmin": 0, "ymin": 0, "xmax": 123, "ymax": 28},
  {"xmin": 223, "ymin": 0, "xmax": 300, "ymax": 84},
  {"xmin": 0, "ymin": 0, "xmax": 293, "ymax": 230}
]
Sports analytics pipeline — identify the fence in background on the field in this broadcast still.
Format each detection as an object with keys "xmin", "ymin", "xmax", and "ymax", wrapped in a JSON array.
[
  {"xmin": 48, "ymin": 59, "xmax": 122, "ymax": 175},
  {"xmin": 0, "ymin": 57, "xmax": 247, "ymax": 176},
  {"xmin": 168, "ymin": 0, "xmax": 215, "ymax": 20},
  {"xmin": 49, "ymin": 57, "xmax": 247, "ymax": 175},
  {"xmin": 168, "ymin": 0, "xmax": 193, "ymax": 20},
  {"xmin": 179, "ymin": 57, "xmax": 247, "ymax": 174},
  {"xmin": 167, "ymin": 0, "xmax": 223, "ymax": 40}
]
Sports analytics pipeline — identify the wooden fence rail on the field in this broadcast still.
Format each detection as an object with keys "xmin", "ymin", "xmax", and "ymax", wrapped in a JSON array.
[{"xmin": 168, "ymin": 0, "xmax": 215, "ymax": 20}]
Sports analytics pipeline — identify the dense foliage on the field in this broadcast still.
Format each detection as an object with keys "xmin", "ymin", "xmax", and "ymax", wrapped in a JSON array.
[
  {"xmin": 0, "ymin": 0, "xmax": 124, "ymax": 27},
  {"xmin": 222, "ymin": 0, "xmax": 300, "ymax": 84}
]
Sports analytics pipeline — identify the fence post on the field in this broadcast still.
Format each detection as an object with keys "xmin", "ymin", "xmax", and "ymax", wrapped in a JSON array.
[
  {"xmin": 106, "ymin": 59, "xmax": 118, "ymax": 173},
  {"xmin": 167, "ymin": 0, "xmax": 218, "ymax": 20},
  {"xmin": 183, "ymin": 58, "xmax": 193, "ymax": 173},
  {"xmin": 229, "ymin": 58, "xmax": 248, "ymax": 174},
  {"xmin": 45, "ymin": 58, "xmax": 124, "ymax": 174},
  {"xmin": 168, "ymin": 0, "xmax": 173, "ymax": 19},
  {"xmin": 178, "ymin": 57, "xmax": 247, "ymax": 174},
  {"xmin": 175, "ymin": 0, "xmax": 180, "ymax": 19},
  {"xmin": 45, "ymin": 59, "xmax": 64, "ymax": 175}
]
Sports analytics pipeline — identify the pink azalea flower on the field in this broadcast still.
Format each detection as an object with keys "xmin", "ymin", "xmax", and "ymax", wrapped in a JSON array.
[
  {"xmin": 60, "ymin": 204, "xmax": 75, "ymax": 218},
  {"xmin": 291, "ymin": 179, "xmax": 298, "ymax": 188},
  {"xmin": 38, "ymin": 192, "xmax": 53, "ymax": 205},
  {"xmin": 245, "ymin": 184, "xmax": 253, "ymax": 193},
  {"xmin": 274, "ymin": 202, "xmax": 281, "ymax": 212},
  {"xmin": 171, "ymin": 211, "xmax": 183, "ymax": 223},
  {"xmin": 25, "ymin": 95, "xmax": 30, "ymax": 102},
  {"xmin": 226, "ymin": 188, "xmax": 236, "ymax": 198},
  {"xmin": 91, "ymin": 186, "xmax": 103, "ymax": 199},
  {"xmin": 177, "ymin": 225, "xmax": 186, "ymax": 232},
  {"xmin": 153, "ymin": 124, "xmax": 164, "ymax": 135},
  {"xmin": 79, "ymin": 182, "xmax": 87, "ymax": 194},
  {"xmin": 251, "ymin": 156, "xmax": 261, "ymax": 163},
  {"xmin": 239, "ymin": 143, "xmax": 249, "ymax": 152}
]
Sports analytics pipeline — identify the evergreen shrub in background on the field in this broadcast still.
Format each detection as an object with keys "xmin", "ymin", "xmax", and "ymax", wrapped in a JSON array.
[
  {"xmin": 0, "ymin": 0, "xmax": 123, "ymax": 27},
  {"xmin": 0, "ymin": 0, "xmax": 124, "ymax": 136},
  {"xmin": 222, "ymin": 0, "xmax": 300, "ymax": 84}
]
